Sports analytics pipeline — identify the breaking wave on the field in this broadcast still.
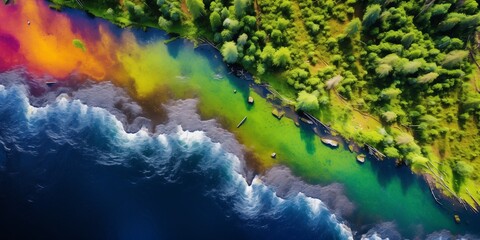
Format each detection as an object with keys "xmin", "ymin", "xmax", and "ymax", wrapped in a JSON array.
[{"xmin": 0, "ymin": 79, "xmax": 353, "ymax": 239}]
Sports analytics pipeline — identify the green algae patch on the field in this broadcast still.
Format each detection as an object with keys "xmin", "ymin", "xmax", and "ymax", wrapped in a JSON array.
[
  {"xmin": 122, "ymin": 38, "xmax": 463, "ymax": 235},
  {"xmin": 72, "ymin": 39, "xmax": 86, "ymax": 52}
]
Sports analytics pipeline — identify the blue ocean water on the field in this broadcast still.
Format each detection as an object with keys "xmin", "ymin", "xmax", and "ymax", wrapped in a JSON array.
[{"xmin": 0, "ymin": 73, "xmax": 353, "ymax": 240}]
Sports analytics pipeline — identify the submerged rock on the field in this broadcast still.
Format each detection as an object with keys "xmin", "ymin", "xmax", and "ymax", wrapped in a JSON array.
[
  {"xmin": 321, "ymin": 138, "xmax": 339, "ymax": 147},
  {"xmin": 356, "ymin": 154, "xmax": 366, "ymax": 163},
  {"xmin": 348, "ymin": 144, "xmax": 354, "ymax": 152},
  {"xmin": 248, "ymin": 96, "xmax": 254, "ymax": 104},
  {"xmin": 272, "ymin": 108, "xmax": 285, "ymax": 119},
  {"xmin": 454, "ymin": 214, "xmax": 461, "ymax": 224}
]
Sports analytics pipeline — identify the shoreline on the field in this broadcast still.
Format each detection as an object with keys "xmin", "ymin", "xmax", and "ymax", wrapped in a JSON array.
[
  {"xmin": 1, "ymin": 0, "xmax": 478, "ymax": 235},
  {"xmin": 42, "ymin": 0, "xmax": 480, "ymax": 215},
  {"xmin": 423, "ymin": 174, "xmax": 480, "ymax": 229},
  {"xmin": 223, "ymin": 57, "xmax": 480, "ymax": 217},
  {"xmin": 0, "ymin": 75, "xmax": 358, "ymax": 240},
  {"xmin": 43, "ymin": 0, "xmax": 480, "ymax": 211},
  {"xmin": 4, "ymin": 67, "xmax": 480, "ymax": 237}
]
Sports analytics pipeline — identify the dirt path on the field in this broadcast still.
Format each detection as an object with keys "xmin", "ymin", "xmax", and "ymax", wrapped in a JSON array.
[
  {"xmin": 253, "ymin": 0, "xmax": 261, "ymax": 30},
  {"xmin": 180, "ymin": 0, "xmax": 191, "ymax": 19},
  {"xmin": 290, "ymin": 0, "xmax": 311, "ymax": 48},
  {"xmin": 290, "ymin": 0, "xmax": 329, "ymax": 72}
]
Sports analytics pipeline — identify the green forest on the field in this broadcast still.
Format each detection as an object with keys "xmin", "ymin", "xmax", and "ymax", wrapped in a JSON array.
[{"xmin": 50, "ymin": 0, "xmax": 480, "ymax": 208}]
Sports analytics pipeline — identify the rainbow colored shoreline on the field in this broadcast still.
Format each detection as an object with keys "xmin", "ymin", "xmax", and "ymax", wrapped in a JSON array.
[{"xmin": 1, "ymin": 0, "xmax": 480, "ymax": 238}]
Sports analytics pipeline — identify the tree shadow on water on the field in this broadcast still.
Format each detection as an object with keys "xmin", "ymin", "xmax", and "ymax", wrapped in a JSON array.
[
  {"xmin": 369, "ymin": 158, "xmax": 394, "ymax": 189},
  {"xmin": 194, "ymin": 44, "xmax": 224, "ymax": 71},
  {"xmin": 130, "ymin": 26, "xmax": 170, "ymax": 46},
  {"xmin": 451, "ymin": 171, "xmax": 463, "ymax": 194},
  {"xmin": 399, "ymin": 170, "xmax": 416, "ymax": 195},
  {"xmin": 193, "ymin": 44, "xmax": 252, "ymax": 104},
  {"xmin": 369, "ymin": 157, "xmax": 415, "ymax": 194},
  {"xmin": 397, "ymin": 166, "xmax": 416, "ymax": 195},
  {"xmin": 165, "ymin": 38, "xmax": 185, "ymax": 59},
  {"xmin": 299, "ymin": 125, "xmax": 316, "ymax": 154},
  {"xmin": 223, "ymin": 73, "xmax": 250, "ymax": 110}
]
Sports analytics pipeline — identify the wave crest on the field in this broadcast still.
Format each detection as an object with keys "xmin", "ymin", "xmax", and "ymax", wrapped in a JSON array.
[{"xmin": 0, "ymin": 82, "xmax": 353, "ymax": 239}]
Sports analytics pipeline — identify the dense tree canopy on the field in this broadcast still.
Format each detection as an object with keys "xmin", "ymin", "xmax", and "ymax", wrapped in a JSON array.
[{"xmin": 234, "ymin": 0, "xmax": 249, "ymax": 18}]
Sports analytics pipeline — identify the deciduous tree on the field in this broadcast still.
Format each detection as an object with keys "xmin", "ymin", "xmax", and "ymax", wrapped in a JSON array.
[
  {"xmin": 345, "ymin": 18, "xmax": 361, "ymax": 37},
  {"xmin": 273, "ymin": 47, "xmax": 292, "ymax": 68},
  {"xmin": 221, "ymin": 41, "xmax": 239, "ymax": 63},
  {"xmin": 186, "ymin": 0, "xmax": 205, "ymax": 19},
  {"xmin": 296, "ymin": 91, "xmax": 319, "ymax": 112},
  {"xmin": 209, "ymin": 12, "xmax": 221, "ymax": 30},
  {"xmin": 363, "ymin": 4, "xmax": 381, "ymax": 28}
]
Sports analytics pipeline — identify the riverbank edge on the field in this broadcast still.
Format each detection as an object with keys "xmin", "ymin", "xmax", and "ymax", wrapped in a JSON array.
[{"xmin": 44, "ymin": 0, "xmax": 480, "ymax": 213}]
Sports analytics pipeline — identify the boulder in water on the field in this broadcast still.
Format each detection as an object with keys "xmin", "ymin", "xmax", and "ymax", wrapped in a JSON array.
[
  {"xmin": 321, "ymin": 138, "xmax": 339, "ymax": 147},
  {"xmin": 454, "ymin": 214, "xmax": 461, "ymax": 224},
  {"xmin": 356, "ymin": 154, "xmax": 366, "ymax": 163},
  {"xmin": 272, "ymin": 108, "xmax": 285, "ymax": 119}
]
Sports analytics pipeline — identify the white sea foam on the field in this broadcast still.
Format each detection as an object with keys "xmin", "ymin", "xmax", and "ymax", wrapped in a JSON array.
[
  {"xmin": 361, "ymin": 232, "xmax": 385, "ymax": 240},
  {"xmin": 0, "ymin": 83, "xmax": 355, "ymax": 239},
  {"xmin": 306, "ymin": 196, "xmax": 322, "ymax": 215}
]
